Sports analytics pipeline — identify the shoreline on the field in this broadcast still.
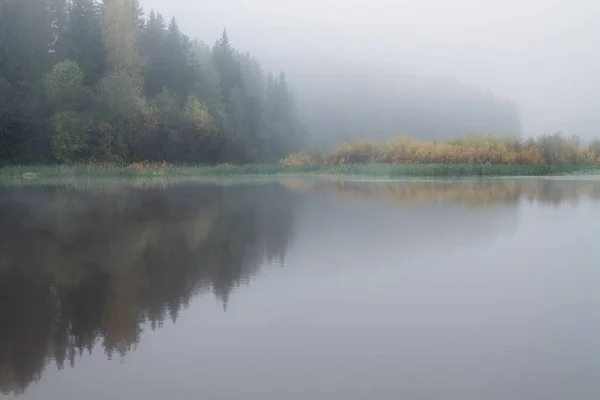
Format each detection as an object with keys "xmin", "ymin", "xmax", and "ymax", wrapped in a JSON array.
[{"xmin": 2, "ymin": 164, "xmax": 600, "ymax": 181}]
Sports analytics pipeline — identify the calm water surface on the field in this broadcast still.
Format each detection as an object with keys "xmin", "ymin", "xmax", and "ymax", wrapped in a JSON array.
[{"xmin": 1, "ymin": 178, "xmax": 599, "ymax": 399}]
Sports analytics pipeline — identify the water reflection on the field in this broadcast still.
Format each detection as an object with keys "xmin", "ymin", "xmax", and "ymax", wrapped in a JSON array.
[
  {"xmin": 286, "ymin": 178, "xmax": 600, "ymax": 259},
  {"xmin": 284, "ymin": 178, "xmax": 600, "ymax": 207},
  {"xmin": 1, "ymin": 178, "xmax": 600, "ymax": 398},
  {"xmin": 0, "ymin": 183, "xmax": 296, "ymax": 395}
]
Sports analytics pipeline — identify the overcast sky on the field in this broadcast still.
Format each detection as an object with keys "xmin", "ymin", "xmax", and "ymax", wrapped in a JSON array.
[{"xmin": 141, "ymin": 0, "xmax": 600, "ymax": 137}]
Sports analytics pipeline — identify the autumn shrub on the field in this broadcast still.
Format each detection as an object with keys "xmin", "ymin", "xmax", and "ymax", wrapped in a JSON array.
[
  {"xmin": 327, "ymin": 139, "xmax": 384, "ymax": 165},
  {"xmin": 310, "ymin": 133, "xmax": 600, "ymax": 166},
  {"xmin": 590, "ymin": 139, "xmax": 600, "ymax": 160},
  {"xmin": 280, "ymin": 152, "xmax": 313, "ymax": 167}
]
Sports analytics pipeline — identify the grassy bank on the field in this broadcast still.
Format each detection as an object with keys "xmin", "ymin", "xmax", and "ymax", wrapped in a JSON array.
[{"xmin": 2, "ymin": 163, "xmax": 600, "ymax": 180}]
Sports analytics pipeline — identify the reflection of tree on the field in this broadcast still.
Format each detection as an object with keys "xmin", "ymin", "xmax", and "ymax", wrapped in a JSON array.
[
  {"xmin": 0, "ymin": 183, "xmax": 297, "ymax": 395},
  {"xmin": 0, "ymin": 277, "xmax": 55, "ymax": 397}
]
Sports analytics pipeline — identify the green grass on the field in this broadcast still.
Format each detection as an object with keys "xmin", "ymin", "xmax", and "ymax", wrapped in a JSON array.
[{"xmin": 1, "ymin": 163, "xmax": 600, "ymax": 180}]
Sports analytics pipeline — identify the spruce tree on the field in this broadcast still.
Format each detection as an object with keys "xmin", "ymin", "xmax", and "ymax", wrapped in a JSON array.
[{"xmin": 61, "ymin": 0, "xmax": 107, "ymax": 85}]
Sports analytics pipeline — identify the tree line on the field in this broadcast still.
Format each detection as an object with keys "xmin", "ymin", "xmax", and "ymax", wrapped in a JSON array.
[{"xmin": 0, "ymin": 0, "xmax": 304, "ymax": 165}]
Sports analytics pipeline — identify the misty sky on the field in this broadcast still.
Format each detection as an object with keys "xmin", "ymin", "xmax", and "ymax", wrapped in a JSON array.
[{"xmin": 142, "ymin": 0, "xmax": 600, "ymax": 137}]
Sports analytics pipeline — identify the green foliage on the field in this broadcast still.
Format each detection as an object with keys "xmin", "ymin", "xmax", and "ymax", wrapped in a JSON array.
[
  {"xmin": 45, "ymin": 60, "xmax": 87, "ymax": 106},
  {"xmin": 95, "ymin": 71, "xmax": 149, "ymax": 120},
  {"xmin": 0, "ymin": 0, "xmax": 304, "ymax": 166},
  {"xmin": 50, "ymin": 110, "xmax": 91, "ymax": 162},
  {"xmin": 94, "ymin": 71, "xmax": 154, "ymax": 160}
]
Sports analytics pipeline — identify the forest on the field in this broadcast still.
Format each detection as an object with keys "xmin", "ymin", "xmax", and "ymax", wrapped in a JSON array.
[
  {"xmin": 0, "ymin": 0, "xmax": 304, "ymax": 165},
  {"xmin": 2, "ymin": 0, "xmax": 598, "ymax": 170}
]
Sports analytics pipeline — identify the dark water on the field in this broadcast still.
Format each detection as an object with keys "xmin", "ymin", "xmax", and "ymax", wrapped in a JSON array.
[{"xmin": 1, "ymin": 178, "xmax": 600, "ymax": 400}]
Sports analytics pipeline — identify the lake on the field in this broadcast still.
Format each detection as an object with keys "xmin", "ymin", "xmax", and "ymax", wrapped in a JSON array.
[{"xmin": 1, "ymin": 177, "xmax": 600, "ymax": 400}]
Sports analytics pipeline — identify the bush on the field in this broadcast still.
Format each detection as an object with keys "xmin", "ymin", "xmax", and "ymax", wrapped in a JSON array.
[
  {"xmin": 280, "ymin": 152, "xmax": 313, "ymax": 167},
  {"xmin": 50, "ymin": 111, "xmax": 92, "ymax": 163},
  {"xmin": 298, "ymin": 133, "xmax": 600, "ymax": 166},
  {"xmin": 326, "ymin": 139, "xmax": 383, "ymax": 165}
]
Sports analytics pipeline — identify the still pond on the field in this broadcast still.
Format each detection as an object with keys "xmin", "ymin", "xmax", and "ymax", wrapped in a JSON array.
[{"xmin": 1, "ymin": 177, "xmax": 599, "ymax": 399}]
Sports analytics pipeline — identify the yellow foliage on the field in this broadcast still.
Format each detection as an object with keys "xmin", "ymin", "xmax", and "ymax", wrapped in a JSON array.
[
  {"xmin": 298, "ymin": 133, "xmax": 600, "ymax": 166},
  {"xmin": 182, "ymin": 96, "xmax": 213, "ymax": 132},
  {"xmin": 327, "ymin": 139, "xmax": 383, "ymax": 165},
  {"xmin": 280, "ymin": 152, "xmax": 313, "ymax": 167}
]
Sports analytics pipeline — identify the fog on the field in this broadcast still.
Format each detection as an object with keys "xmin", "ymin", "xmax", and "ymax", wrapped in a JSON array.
[{"xmin": 141, "ymin": 0, "xmax": 600, "ymax": 140}]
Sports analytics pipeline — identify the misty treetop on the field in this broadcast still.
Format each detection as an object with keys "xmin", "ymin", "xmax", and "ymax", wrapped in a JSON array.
[{"xmin": 0, "ymin": 0, "xmax": 304, "ymax": 165}]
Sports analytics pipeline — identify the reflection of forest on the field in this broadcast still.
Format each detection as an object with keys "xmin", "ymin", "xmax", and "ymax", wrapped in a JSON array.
[
  {"xmin": 2, "ymin": 178, "xmax": 599, "ymax": 396},
  {"xmin": 0, "ymin": 183, "xmax": 297, "ymax": 396}
]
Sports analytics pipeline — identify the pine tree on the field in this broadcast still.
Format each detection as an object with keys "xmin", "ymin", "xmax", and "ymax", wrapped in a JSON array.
[
  {"xmin": 0, "ymin": 0, "xmax": 54, "ymax": 163},
  {"xmin": 213, "ymin": 29, "xmax": 242, "ymax": 104},
  {"xmin": 61, "ymin": 0, "xmax": 107, "ymax": 85},
  {"xmin": 132, "ymin": 0, "xmax": 144, "ymax": 30},
  {"xmin": 164, "ymin": 17, "xmax": 191, "ymax": 99},
  {"xmin": 140, "ymin": 10, "xmax": 168, "ymax": 97},
  {"xmin": 0, "ymin": 0, "xmax": 53, "ymax": 89}
]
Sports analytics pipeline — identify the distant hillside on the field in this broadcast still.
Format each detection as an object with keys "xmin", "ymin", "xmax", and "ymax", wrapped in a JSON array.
[{"xmin": 293, "ymin": 69, "xmax": 521, "ymax": 148}]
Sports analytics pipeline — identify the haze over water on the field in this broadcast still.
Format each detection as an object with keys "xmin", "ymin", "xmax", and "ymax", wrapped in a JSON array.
[{"xmin": 1, "ymin": 178, "xmax": 600, "ymax": 400}]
